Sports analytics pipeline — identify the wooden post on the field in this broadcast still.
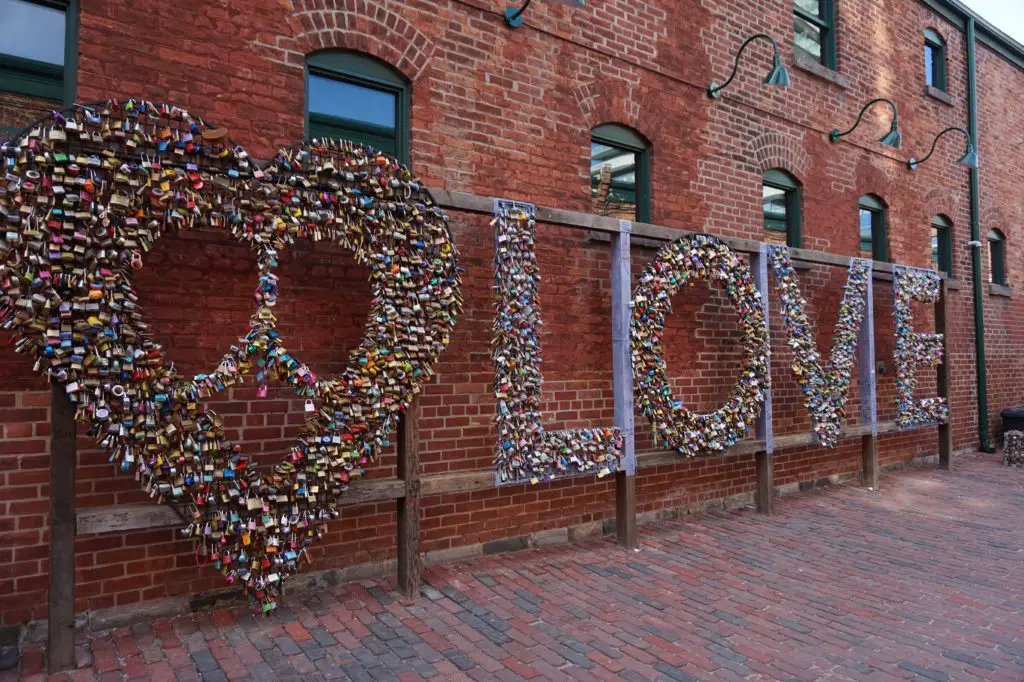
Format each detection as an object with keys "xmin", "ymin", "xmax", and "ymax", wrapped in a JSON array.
[
  {"xmin": 48, "ymin": 380, "xmax": 76, "ymax": 674},
  {"xmin": 860, "ymin": 265, "xmax": 879, "ymax": 489},
  {"xmin": 612, "ymin": 220, "xmax": 637, "ymax": 550},
  {"xmin": 753, "ymin": 245, "xmax": 774, "ymax": 515},
  {"xmin": 396, "ymin": 403, "xmax": 421, "ymax": 599},
  {"xmin": 936, "ymin": 278, "xmax": 952, "ymax": 469}
]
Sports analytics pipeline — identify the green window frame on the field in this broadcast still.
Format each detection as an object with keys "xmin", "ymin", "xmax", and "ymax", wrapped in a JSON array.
[
  {"xmin": 794, "ymin": 0, "xmax": 837, "ymax": 70},
  {"xmin": 930, "ymin": 215, "xmax": 953, "ymax": 276},
  {"xmin": 590, "ymin": 123, "xmax": 652, "ymax": 223},
  {"xmin": 0, "ymin": 0, "xmax": 78, "ymax": 105},
  {"xmin": 988, "ymin": 228, "xmax": 1007, "ymax": 285},
  {"xmin": 924, "ymin": 28, "xmax": 947, "ymax": 92},
  {"xmin": 304, "ymin": 51, "xmax": 410, "ymax": 163},
  {"xmin": 858, "ymin": 194, "xmax": 889, "ymax": 262},
  {"xmin": 762, "ymin": 169, "xmax": 802, "ymax": 247}
]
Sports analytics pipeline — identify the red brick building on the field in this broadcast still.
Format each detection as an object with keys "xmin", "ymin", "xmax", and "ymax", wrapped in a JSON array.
[{"xmin": 0, "ymin": 0, "xmax": 1021, "ymax": 630}]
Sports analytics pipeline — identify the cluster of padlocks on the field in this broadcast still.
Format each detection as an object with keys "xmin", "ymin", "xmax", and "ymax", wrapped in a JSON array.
[
  {"xmin": 630, "ymin": 234, "xmax": 771, "ymax": 456},
  {"xmin": 0, "ymin": 99, "xmax": 462, "ymax": 610},
  {"xmin": 491, "ymin": 203, "xmax": 622, "ymax": 484},
  {"xmin": 893, "ymin": 267, "xmax": 947, "ymax": 427},
  {"xmin": 768, "ymin": 246, "xmax": 872, "ymax": 447}
]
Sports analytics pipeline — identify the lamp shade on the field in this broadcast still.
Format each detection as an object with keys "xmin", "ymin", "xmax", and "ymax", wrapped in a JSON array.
[
  {"xmin": 879, "ymin": 123, "xmax": 902, "ymax": 150},
  {"xmin": 764, "ymin": 57, "xmax": 791, "ymax": 87},
  {"xmin": 958, "ymin": 146, "xmax": 978, "ymax": 168}
]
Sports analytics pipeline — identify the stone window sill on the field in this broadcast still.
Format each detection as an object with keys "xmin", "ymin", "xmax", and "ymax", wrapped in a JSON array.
[
  {"xmin": 944, "ymin": 278, "xmax": 962, "ymax": 290},
  {"xmin": 989, "ymin": 283, "xmax": 1013, "ymax": 298},
  {"xmin": 792, "ymin": 52, "xmax": 850, "ymax": 89},
  {"xmin": 924, "ymin": 85, "xmax": 954, "ymax": 106}
]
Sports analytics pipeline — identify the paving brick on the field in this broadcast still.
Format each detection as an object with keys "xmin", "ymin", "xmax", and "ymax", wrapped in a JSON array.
[{"xmin": 11, "ymin": 457, "xmax": 1024, "ymax": 682}]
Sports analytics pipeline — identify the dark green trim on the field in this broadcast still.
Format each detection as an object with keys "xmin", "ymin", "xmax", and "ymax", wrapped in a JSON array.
[
  {"xmin": 63, "ymin": 0, "xmax": 78, "ymax": 106},
  {"xmin": 931, "ymin": 215, "xmax": 953, "ymax": 276},
  {"xmin": 591, "ymin": 124, "xmax": 652, "ymax": 223},
  {"xmin": 304, "ymin": 50, "xmax": 410, "ymax": 163},
  {"xmin": 924, "ymin": 29, "xmax": 947, "ymax": 91},
  {"xmin": 858, "ymin": 195, "xmax": 889, "ymax": 262},
  {"xmin": 965, "ymin": 17, "xmax": 993, "ymax": 452},
  {"xmin": 0, "ymin": 55, "xmax": 62, "ymax": 100},
  {"xmin": 917, "ymin": 0, "xmax": 1024, "ymax": 71},
  {"xmin": 794, "ymin": 0, "xmax": 837, "ymax": 70},
  {"xmin": 763, "ymin": 169, "xmax": 802, "ymax": 247},
  {"xmin": 592, "ymin": 123, "xmax": 647, "ymax": 150},
  {"xmin": 988, "ymin": 229, "xmax": 1006, "ymax": 286},
  {"xmin": 0, "ymin": 0, "xmax": 76, "ymax": 104}
]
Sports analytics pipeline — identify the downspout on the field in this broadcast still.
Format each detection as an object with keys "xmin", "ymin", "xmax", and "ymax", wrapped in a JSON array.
[{"xmin": 966, "ymin": 16, "xmax": 994, "ymax": 452}]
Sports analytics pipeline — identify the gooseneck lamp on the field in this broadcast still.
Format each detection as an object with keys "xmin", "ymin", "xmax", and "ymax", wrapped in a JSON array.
[
  {"xmin": 829, "ymin": 98, "xmax": 903, "ymax": 150},
  {"xmin": 504, "ymin": 0, "xmax": 532, "ymax": 28},
  {"xmin": 707, "ymin": 33, "xmax": 791, "ymax": 98},
  {"xmin": 908, "ymin": 126, "xmax": 978, "ymax": 170}
]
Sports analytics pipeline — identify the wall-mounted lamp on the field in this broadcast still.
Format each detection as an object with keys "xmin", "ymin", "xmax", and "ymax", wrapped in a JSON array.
[
  {"xmin": 829, "ymin": 98, "xmax": 902, "ymax": 150},
  {"xmin": 908, "ymin": 126, "xmax": 977, "ymax": 170},
  {"xmin": 504, "ymin": 0, "xmax": 532, "ymax": 28},
  {"xmin": 707, "ymin": 33, "xmax": 790, "ymax": 98}
]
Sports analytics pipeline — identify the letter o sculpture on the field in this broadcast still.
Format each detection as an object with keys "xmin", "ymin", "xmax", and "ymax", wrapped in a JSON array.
[{"xmin": 631, "ymin": 234, "xmax": 770, "ymax": 456}]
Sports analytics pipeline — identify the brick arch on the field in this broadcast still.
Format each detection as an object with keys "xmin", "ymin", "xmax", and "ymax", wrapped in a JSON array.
[
  {"xmin": 574, "ymin": 79, "xmax": 642, "ymax": 134},
  {"xmin": 748, "ymin": 132, "xmax": 809, "ymax": 178},
  {"xmin": 252, "ymin": 0, "xmax": 434, "ymax": 82},
  {"xmin": 981, "ymin": 205, "xmax": 1008, "ymax": 231},
  {"xmin": 854, "ymin": 158, "xmax": 897, "ymax": 203},
  {"xmin": 922, "ymin": 188, "xmax": 960, "ymax": 223}
]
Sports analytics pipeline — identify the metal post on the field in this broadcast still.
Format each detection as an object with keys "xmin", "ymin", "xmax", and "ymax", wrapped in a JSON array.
[
  {"xmin": 859, "ymin": 266, "xmax": 878, "ymax": 489},
  {"xmin": 612, "ymin": 220, "xmax": 637, "ymax": 550},
  {"xmin": 753, "ymin": 244, "xmax": 774, "ymax": 514},
  {"xmin": 936, "ymin": 280, "xmax": 952, "ymax": 469}
]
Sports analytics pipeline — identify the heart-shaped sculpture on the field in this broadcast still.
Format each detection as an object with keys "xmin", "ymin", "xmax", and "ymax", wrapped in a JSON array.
[{"xmin": 0, "ymin": 99, "xmax": 462, "ymax": 611}]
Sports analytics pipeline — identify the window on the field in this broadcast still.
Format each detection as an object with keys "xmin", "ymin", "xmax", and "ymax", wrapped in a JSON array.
[
  {"xmin": 0, "ymin": 0, "xmax": 77, "ymax": 104},
  {"xmin": 924, "ymin": 28, "xmax": 947, "ymax": 91},
  {"xmin": 794, "ymin": 0, "xmax": 836, "ymax": 70},
  {"xmin": 858, "ymin": 195, "xmax": 889, "ymax": 262},
  {"xmin": 762, "ymin": 169, "xmax": 802, "ymax": 247},
  {"xmin": 930, "ymin": 215, "xmax": 953, "ymax": 276},
  {"xmin": 988, "ymin": 229, "xmax": 1007, "ymax": 285},
  {"xmin": 305, "ymin": 51, "xmax": 409, "ymax": 162},
  {"xmin": 590, "ymin": 124, "xmax": 652, "ymax": 223}
]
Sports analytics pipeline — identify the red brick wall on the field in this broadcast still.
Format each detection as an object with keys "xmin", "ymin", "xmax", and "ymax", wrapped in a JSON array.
[
  {"xmin": 1, "ymin": 0, "xmax": 1021, "ymax": 625},
  {"xmin": 976, "ymin": 48, "xmax": 1024, "ymax": 441}
]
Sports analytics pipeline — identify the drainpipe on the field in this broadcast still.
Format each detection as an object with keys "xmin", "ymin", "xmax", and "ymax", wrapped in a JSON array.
[{"xmin": 966, "ymin": 16, "xmax": 994, "ymax": 452}]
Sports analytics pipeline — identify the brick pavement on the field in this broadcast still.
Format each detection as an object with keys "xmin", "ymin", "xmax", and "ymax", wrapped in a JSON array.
[{"xmin": 6, "ymin": 452, "xmax": 1024, "ymax": 681}]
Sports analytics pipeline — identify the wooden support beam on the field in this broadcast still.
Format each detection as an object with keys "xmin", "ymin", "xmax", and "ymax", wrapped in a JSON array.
[
  {"xmin": 755, "ymin": 452, "xmax": 773, "ymax": 514},
  {"xmin": 396, "ymin": 404, "xmax": 422, "ymax": 599},
  {"xmin": 753, "ymin": 245, "xmax": 774, "ymax": 515},
  {"xmin": 611, "ymin": 220, "xmax": 637, "ymax": 549},
  {"xmin": 859, "ymin": 262, "xmax": 879, "ymax": 489},
  {"xmin": 936, "ymin": 279, "xmax": 952, "ymax": 469},
  {"xmin": 48, "ymin": 381, "xmax": 76, "ymax": 674},
  {"xmin": 432, "ymin": 189, "xmax": 949, "ymax": 279}
]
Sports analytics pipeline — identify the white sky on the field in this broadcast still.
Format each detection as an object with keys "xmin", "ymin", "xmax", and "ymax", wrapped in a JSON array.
[{"xmin": 959, "ymin": 0, "xmax": 1024, "ymax": 45}]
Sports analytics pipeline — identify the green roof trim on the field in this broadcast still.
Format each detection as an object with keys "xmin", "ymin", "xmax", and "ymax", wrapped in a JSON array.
[{"xmin": 919, "ymin": 0, "xmax": 1024, "ymax": 70}]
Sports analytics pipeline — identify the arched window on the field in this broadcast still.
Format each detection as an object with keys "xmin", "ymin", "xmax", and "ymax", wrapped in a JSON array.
[
  {"xmin": 988, "ymin": 228, "xmax": 1007, "ymax": 285},
  {"xmin": 590, "ymin": 123, "xmax": 652, "ymax": 222},
  {"xmin": 858, "ymin": 194, "xmax": 889, "ymax": 262},
  {"xmin": 924, "ymin": 28, "xmax": 947, "ymax": 92},
  {"xmin": 305, "ymin": 51, "xmax": 410, "ymax": 161},
  {"xmin": 931, "ymin": 215, "xmax": 953, "ymax": 276},
  {"xmin": 762, "ymin": 169, "xmax": 802, "ymax": 247}
]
